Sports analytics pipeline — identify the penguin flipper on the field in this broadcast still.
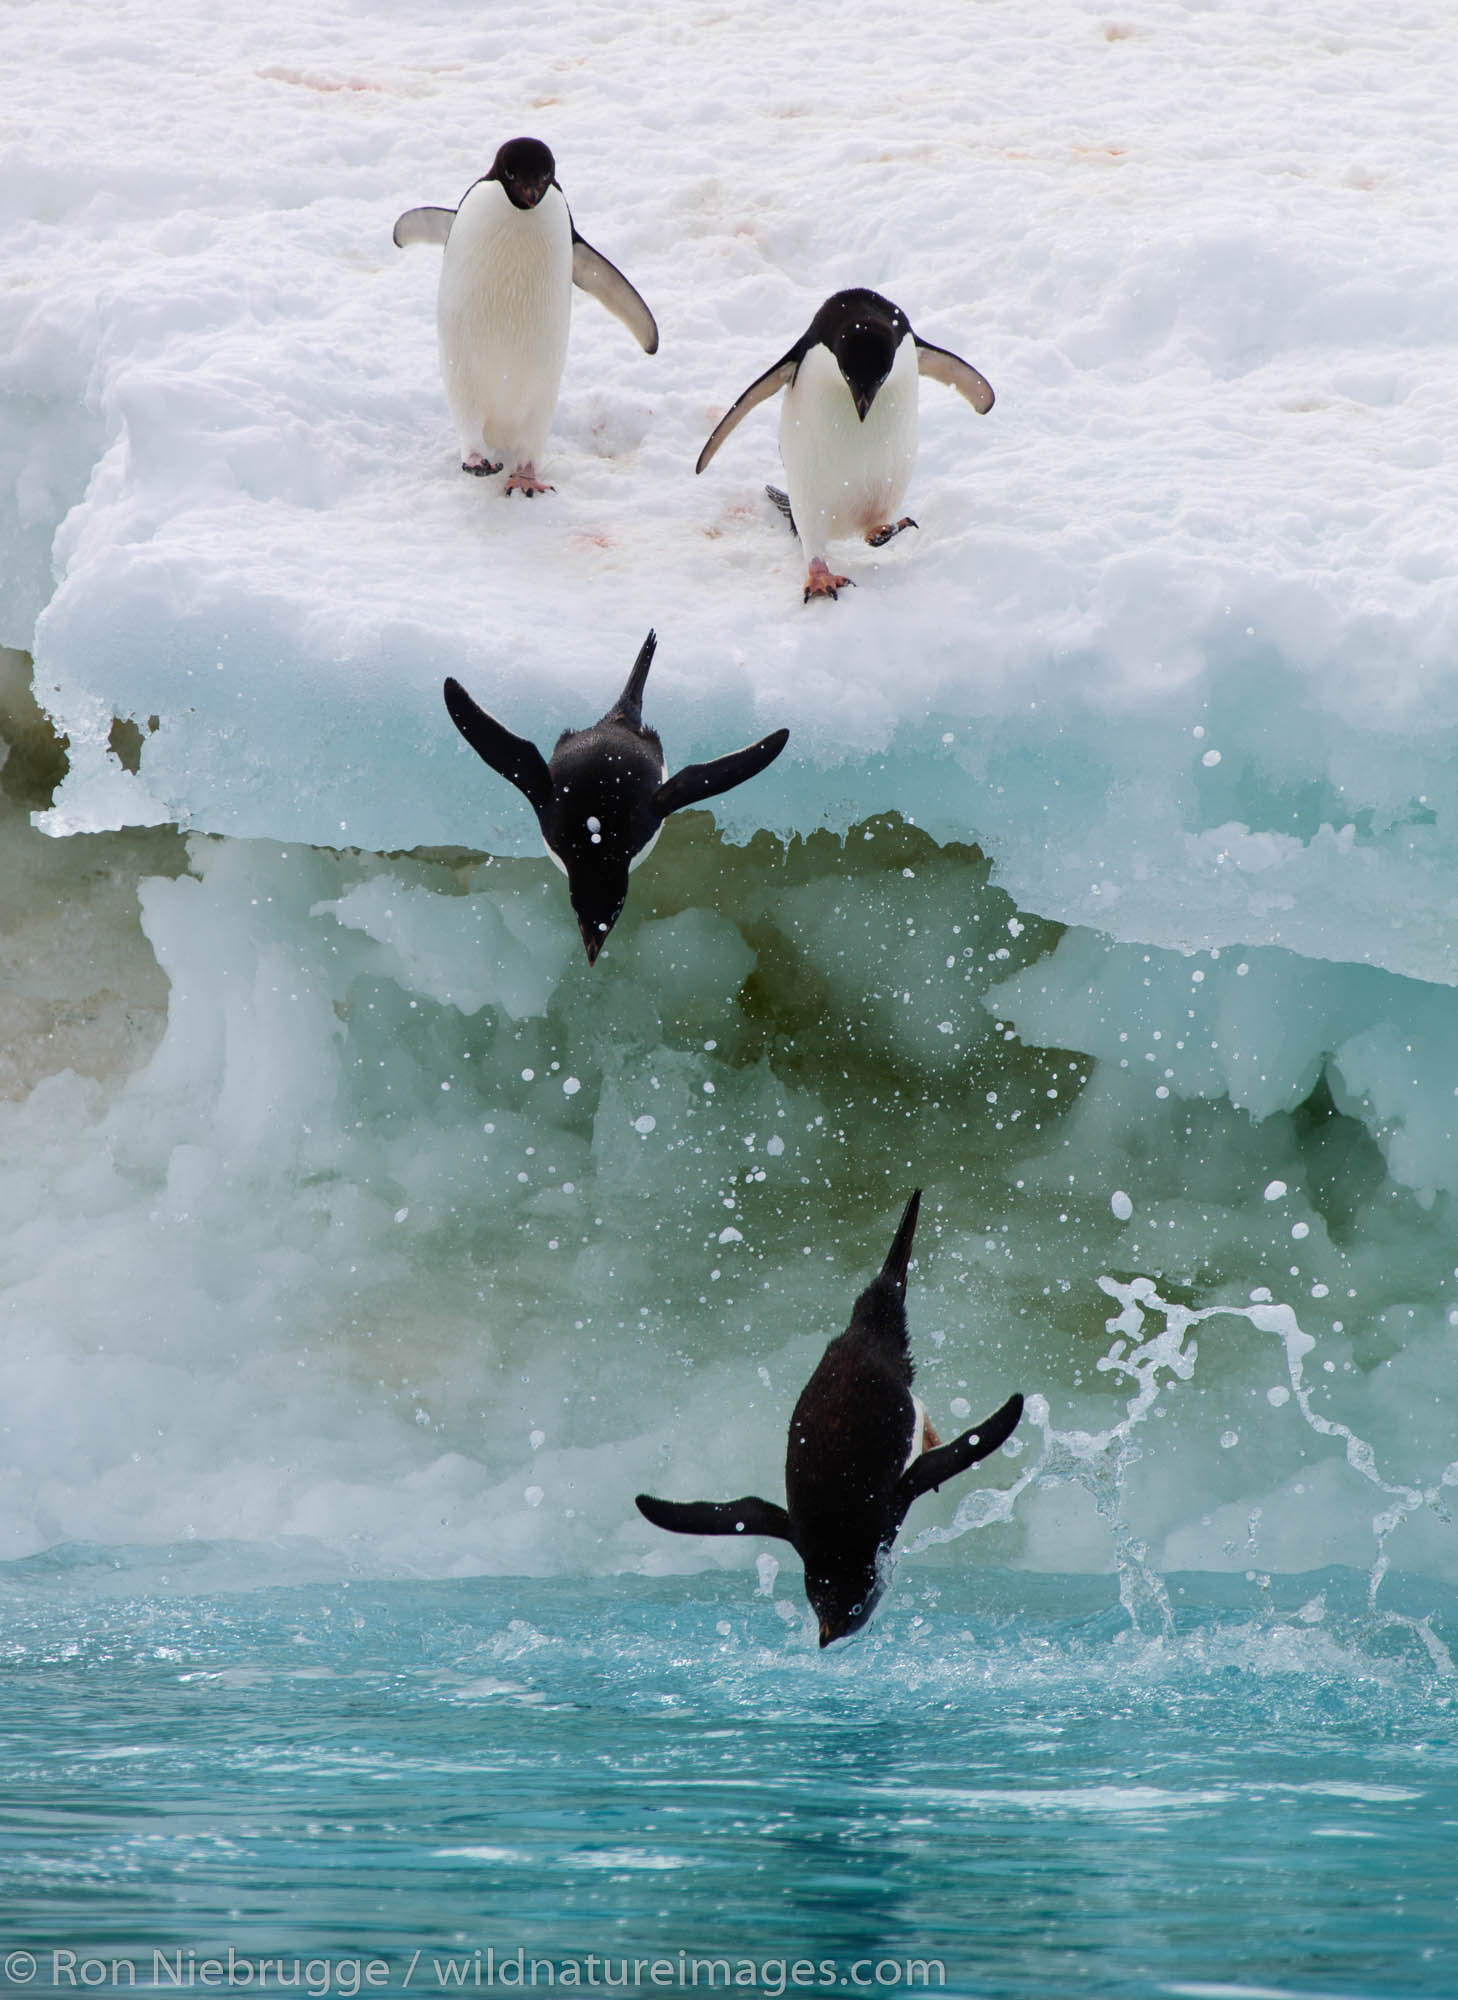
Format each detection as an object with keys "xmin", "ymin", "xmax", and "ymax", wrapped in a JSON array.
[
  {"xmin": 393, "ymin": 206, "xmax": 456, "ymax": 249},
  {"xmin": 896, "ymin": 1393, "xmax": 1024, "ymax": 1505},
  {"xmin": 636, "ymin": 1493, "xmax": 796, "ymax": 1544},
  {"xmin": 571, "ymin": 234, "xmax": 660, "ymax": 354},
  {"xmin": 914, "ymin": 338, "xmax": 995, "ymax": 415},
  {"xmin": 654, "ymin": 729, "xmax": 789, "ymax": 816},
  {"xmin": 443, "ymin": 678, "xmax": 553, "ymax": 816},
  {"xmin": 695, "ymin": 357, "xmax": 799, "ymax": 475}
]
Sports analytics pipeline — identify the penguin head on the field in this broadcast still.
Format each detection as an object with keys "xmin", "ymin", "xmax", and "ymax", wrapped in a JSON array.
[
  {"xmin": 560, "ymin": 840, "xmax": 630, "ymax": 966},
  {"xmin": 806, "ymin": 1558, "xmax": 884, "ymax": 1648},
  {"xmin": 832, "ymin": 317, "xmax": 900, "ymax": 421},
  {"xmin": 808, "ymin": 289, "xmax": 910, "ymax": 423},
  {"xmin": 489, "ymin": 136, "xmax": 557, "ymax": 211}
]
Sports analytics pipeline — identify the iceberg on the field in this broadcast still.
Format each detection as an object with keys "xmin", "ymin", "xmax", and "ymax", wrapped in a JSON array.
[{"xmin": 1, "ymin": 0, "xmax": 1455, "ymax": 1619}]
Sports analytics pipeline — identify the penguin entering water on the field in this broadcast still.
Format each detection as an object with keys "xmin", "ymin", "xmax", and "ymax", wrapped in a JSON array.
[
  {"xmin": 394, "ymin": 136, "xmax": 659, "ymax": 494},
  {"xmin": 444, "ymin": 632, "xmax": 788, "ymax": 965},
  {"xmin": 637, "ymin": 1191, "xmax": 1024, "ymax": 1646},
  {"xmin": 695, "ymin": 288, "xmax": 994, "ymax": 601}
]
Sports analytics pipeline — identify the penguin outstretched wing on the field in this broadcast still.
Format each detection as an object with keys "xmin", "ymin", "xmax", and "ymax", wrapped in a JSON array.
[
  {"xmin": 914, "ymin": 338, "xmax": 995, "ymax": 415},
  {"xmin": 694, "ymin": 352, "xmax": 801, "ymax": 475},
  {"xmin": 571, "ymin": 232, "xmax": 659, "ymax": 354},
  {"xmin": 393, "ymin": 206, "xmax": 456, "ymax": 249},
  {"xmin": 654, "ymin": 729, "xmax": 790, "ymax": 817},
  {"xmin": 443, "ymin": 678, "xmax": 553, "ymax": 815},
  {"xmin": 636, "ymin": 1493, "xmax": 796, "ymax": 1544},
  {"xmin": 895, "ymin": 1392, "xmax": 1024, "ymax": 1508}
]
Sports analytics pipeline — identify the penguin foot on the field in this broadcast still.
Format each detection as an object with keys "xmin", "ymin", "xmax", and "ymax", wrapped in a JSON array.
[
  {"xmin": 866, "ymin": 516, "xmax": 918, "ymax": 548},
  {"xmin": 504, "ymin": 465, "xmax": 555, "ymax": 498},
  {"xmin": 462, "ymin": 454, "xmax": 503, "ymax": 477},
  {"xmin": 803, "ymin": 559, "xmax": 854, "ymax": 604}
]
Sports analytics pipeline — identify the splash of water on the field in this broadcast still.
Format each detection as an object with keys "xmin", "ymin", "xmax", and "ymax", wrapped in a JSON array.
[{"xmin": 910, "ymin": 1274, "xmax": 1458, "ymax": 1673}]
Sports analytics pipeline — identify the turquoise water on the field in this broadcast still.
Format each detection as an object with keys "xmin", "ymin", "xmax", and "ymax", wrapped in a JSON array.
[{"xmin": 3, "ymin": 1554, "xmax": 1455, "ymax": 2000}]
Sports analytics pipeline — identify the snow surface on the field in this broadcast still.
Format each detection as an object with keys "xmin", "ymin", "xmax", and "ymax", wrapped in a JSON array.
[
  {"xmin": 3, "ymin": 0, "xmax": 1458, "ymax": 1608},
  {"xmin": 7, "ymin": 0, "xmax": 1458, "ymax": 979}
]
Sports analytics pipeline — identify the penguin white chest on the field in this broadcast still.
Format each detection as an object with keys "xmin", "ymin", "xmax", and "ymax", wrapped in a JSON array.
[
  {"xmin": 778, "ymin": 337, "xmax": 919, "ymax": 556},
  {"xmin": 436, "ymin": 182, "xmax": 573, "ymax": 467}
]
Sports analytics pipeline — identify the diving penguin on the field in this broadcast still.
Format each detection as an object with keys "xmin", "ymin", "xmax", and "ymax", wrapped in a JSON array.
[
  {"xmin": 637, "ymin": 1191, "xmax": 1024, "ymax": 1645},
  {"xmin": 444, "ymin": 632, "xmax": 788, "ymax": 965},
  {"xmin": 394, "ymin": 136, "xmax": 659, "ymax": 494},
  {"xmin": 695, "ymin": 288, "xmax": 994, "ymax": 600}
]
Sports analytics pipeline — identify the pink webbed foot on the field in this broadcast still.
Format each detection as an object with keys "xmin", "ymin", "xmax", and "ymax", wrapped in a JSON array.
[
  {"xmin": 803, "ymin": 557, "xmax": 855, "ymax": 604},
  {"xmin": 462, "ymin": 453, "xmax": 503, "ymax": 477},
  {"xmin": 866, "ymin": 516, "xmax": 918, "ymax": 548},
  {"xmin": 504, "ymin": 464, "xmax": 555, "ymax": 498}
]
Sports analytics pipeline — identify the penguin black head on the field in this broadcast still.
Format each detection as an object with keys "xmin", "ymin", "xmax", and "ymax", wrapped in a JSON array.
[
  {"xmin": 489, "ymin": 136, "xmax": 557, "ymax": 211},
  {"xmin": 806, "ymin": 1555, "xmax": 883, "ymax": 1649},
  {"xmin": 561, "ymin": 845, "xmax": 631, "ymax": 966},
  {"xmin": 809, "ymin": 289, "xmax": 910, "ymax": 421}
]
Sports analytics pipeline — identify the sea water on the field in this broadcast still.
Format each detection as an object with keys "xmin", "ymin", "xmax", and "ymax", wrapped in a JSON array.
[{"xmin": 4, "ymin": 1557, "xmax": 1458, "ymax": 2000}]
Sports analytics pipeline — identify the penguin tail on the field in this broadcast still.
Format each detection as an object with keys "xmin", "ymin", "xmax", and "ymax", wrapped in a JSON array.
[
  {"xmin": 879, "ymin": 1189, "xmax": 922, "ymax": 1298},
  {"xmin": 611, "ymin": 630, "xmax": 657, "ymax": 727}
]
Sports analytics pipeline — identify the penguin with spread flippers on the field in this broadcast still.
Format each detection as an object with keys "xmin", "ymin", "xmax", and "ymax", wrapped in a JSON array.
[
  {"xmin": 637, "ymin": 1192, "xmax": 1024, "ymax": 1645},
  {"xmin": 695, "ymin": 288, "xmax": 994, "ymax": 601},
  {"xmin": 444, "ymin": 632, "xmax": 788, "ymax": 965},
  {"xmin": 394, "ymin": 137, "xmax": 659, "ymax": 494}
]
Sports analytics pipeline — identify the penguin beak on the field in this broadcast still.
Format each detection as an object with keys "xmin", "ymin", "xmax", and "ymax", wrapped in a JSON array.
[
  {"xmin": 852, "ymin": 386, "xmax": 874, "ymax": 422},
  {"xmin": 819, "ymin": 1622, "xmax": 834, "ymax": 1649},
  {"xmin": 578, "ymin": 917, "xmax": 610, "ymax": 966}
]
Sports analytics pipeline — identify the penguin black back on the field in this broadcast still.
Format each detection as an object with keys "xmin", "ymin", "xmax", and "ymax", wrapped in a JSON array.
[
  {"xmin": 785, "ymin": 1191, "xmax": 926, "ymax": 1641},
  {"xmin": 636, "ymin": 1191, "xmax": 1025, "ymax": 1646},
  {"xmin": 444, "ymin": 632, "xmax": 788, "ymax": 964},
  {"xmin": 786, "ymin": 1191, "xmax": 921, "ymax": 1511},
  {"xmin": 538, "ymin": 635, "xmax": 667, "ymax": 961}
]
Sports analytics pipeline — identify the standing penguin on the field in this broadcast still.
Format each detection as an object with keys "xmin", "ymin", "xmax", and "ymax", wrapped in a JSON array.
[
  {"xmin": 695, "ymin": 288, "xmax": 994, "ymax": 600},
  {"xmin": 444, "ymin": 632, "xmax": 788, "ymax": 964},
  {"xmin": 394, "ymin": 137, "xmax": 659, "ymax": 493},
  {"xmin": 637, "ymin": 1191, "xmax": 1024, "ymax": 1645}
]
